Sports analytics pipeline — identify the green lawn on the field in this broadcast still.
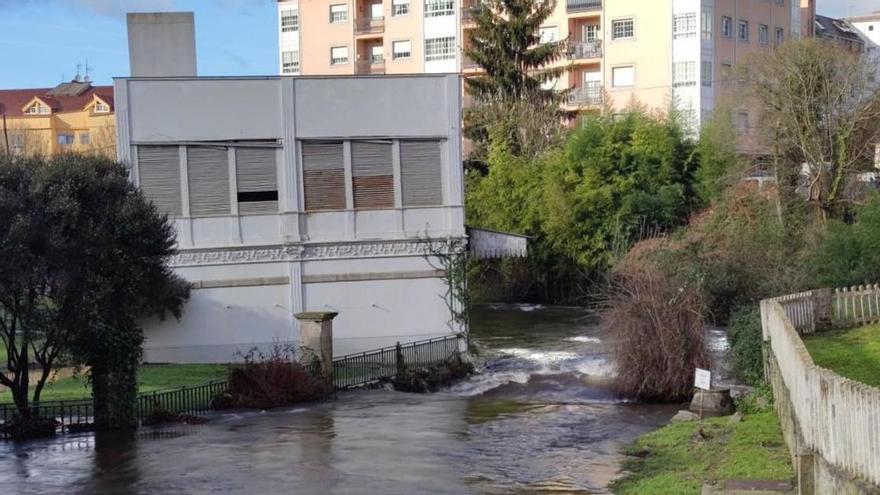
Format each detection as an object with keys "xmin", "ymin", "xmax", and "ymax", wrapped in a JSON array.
[
  {"xmin": 804, "ymin": 324, "xmax": 880, "ymax": 387},
  {"xmin": 610, "ymin": 412, "xmax": 793, "ymax": 495},
  {"xmin": 0, "ymin": 364, "xmax": 230, "ymax": 403}
]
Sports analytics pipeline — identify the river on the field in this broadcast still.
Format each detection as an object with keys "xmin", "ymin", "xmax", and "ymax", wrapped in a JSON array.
[{"xmin": 0, "ymin": 304, "xmax": 728, "ymax": 495}]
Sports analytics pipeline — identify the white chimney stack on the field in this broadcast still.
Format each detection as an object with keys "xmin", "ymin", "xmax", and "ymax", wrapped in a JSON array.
[{"xmin": 127, "ymin": 12, "xmax": 197, "ymax": 77}]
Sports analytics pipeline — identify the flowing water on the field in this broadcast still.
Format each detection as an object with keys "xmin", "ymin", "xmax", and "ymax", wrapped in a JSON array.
[{"xmin": 0, "ymin": 305, "xmax": 727, "ymax": 495}]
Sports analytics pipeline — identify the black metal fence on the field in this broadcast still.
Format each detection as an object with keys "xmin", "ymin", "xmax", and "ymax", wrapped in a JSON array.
[
  {"xmin": 332, "ymin": 335, "xmax": 463, "ymax": 390},
  {"xmin": 0, "ymin": 335, "xmax": 463, "ymax": 439}
]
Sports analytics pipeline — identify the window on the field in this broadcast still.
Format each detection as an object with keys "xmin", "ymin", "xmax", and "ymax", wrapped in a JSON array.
[
  {"xmin": 25, "ymin": 101, "xmax": 50, "ymax": 115},
  {"xmin": 673, "ymin": 61, "xmax": 696, "ymax": 87},
  {"xmin": 612, "ymin": 65, "xmax": 635, "ymax": 87},
  {"xmin": 330, "ymin": 46, "xmax": 349, "ymax": 65},
  {"xmin": 302, "ymin": 141, "xmax": 345, "ymax": 211},
  {"xmin": 871, "ymin": 25, "xmax": 875, "ymax": 31},
  {"xmin": 187, "ymin": 147, "xmax": 230, "ymax": 216},
  {"xmin": 701, "ymin": 9, "xmax": 712, "ymax": 39},
  {"xmin": 282, "ymin": 50, "xmax": 300, "ymax": 74},
  {"xmin": 393, "ymin": 40, "xmax": 412, "ymax": 59},
  {"xmin": 94, "ymin": 101, "xmax": 110, "ymax": 113},
  {"xmin": 330, "ymin": 4, "xmax": 348, "ymax": 23},
  {"xmin": 673, "ymin": 13, "xmax": 697, "ymax": 39},
  {"xmin": 236, "ymin": 148, "xmax": 278, "ymax": 214},
  {"xmin": 758, "ymin": 24, "xmax": 769, "ymax": 45},
  {"xmin": 57, "ymin": 133, "xmax": 74, "ymax": 146},
  {"xmin": 138, "ymin": 146, "xmax": 182, "ymax": 216},
  {"xmin": 352, "ymin": 141, "xmax": 394, "ymax": 209},
  {"xmin": 392, "ymin": 0, "xmax": 409, "ymax": 15},
  {"xmin": 424, "ymin": 0, "xmax": 453, "ymax": 17},
  {"xmin": 701, "ymin": 61, "xmax": 712, "ymax": 87},
  {"xmin": 582, "ymin": 24, "xmax": 599, "ymax": 41},
  {"xmin": 539, "ymin": 26, "xmax": 558, "ymax": 44},
  {"xmin": 738, "ymin": 20, "xmax": 749, "ymax": 42},
  {"xmin": 371, "ymin": 45, "xmax": 384, "ymax": 63},
  {"xmin": 425, "ymin": 36, "xmax": 455, "ymax": 61},
  {"xmin": 281, "ymin": 8, "xmax": 299, "ymax": 32},
  {"xmin": 774, "ymin": 0, "xmax": 784, "ymax": 5},
  {"xmin": 776, "ymin": 27, "xmax": 784, "ymax": 45},
  {"xmin": 400, "ymin": 140, "xmax": 443, "ymax": 207},
  {"xmin": 612, "ymin": 18, "xmax": 634, "ymax": 40},
  {"xmin": 79, "ymin": 132, "xmax": 90, "ymax": 145},
  {"xmin": 722, "ymin": 16, "xmax": 732, "ymax": 38}
]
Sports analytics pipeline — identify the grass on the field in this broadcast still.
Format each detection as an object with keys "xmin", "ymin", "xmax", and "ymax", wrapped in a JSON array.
[
  {"xmin": 804, "ymin": 323, "xmax": 880, "ymax": 387},
  {"xmin": 0, "ymin": 363, "xmax": 230, "ymax": 403},
  {"xmin": 610, "ymin": 411, "xmax": 793, "ymax": 495}
]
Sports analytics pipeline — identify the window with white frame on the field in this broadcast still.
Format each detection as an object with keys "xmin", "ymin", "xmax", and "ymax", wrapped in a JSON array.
[
  {"xmin": 371, "ymin": 45, "xmax": 384, "ymax": 63},
  {"xmin": 701, "ymin": 61, "xmax": 712, "ymax": 87},
  {"xmin": 425, "ymin": 36, "xmax": 455, "ymax": 61},
  {"xmin": 701, "ymin": 8, "xmax": 712, "ymax": 39},
  {"xmin": 612, "ymin": 18, "xmax": 634, "ymax": 40},
  {"xmin": 612, "ymin": 65, "xmax": 635, "ymax": 87},
  {"xmin": 57, "ymin": 133, "xmax": 74, "ymax": 146},
  {"xmin": 330, "ymin": 4, "xmax": 348, "ymax": 23},
  {"xmin": 282, "ymin": 50, "xmax": 300, "ymax": 73},
  {"xmin": 673, "ymin": 61, "xmax": 697, "ymax": 87},
  {"xmin": 424, "ymin": 0, "xmax": 453, "ymax": 17},
  {"xmin": 393, "ymin": 40, "xmax": 412, "ymax": 59},
  {"xmin": 738, "ymin": 19, "xmax": 749, "ymax": 41},
  {"xmin": 758, "ymin": 24, "xmax": 769, "ymax": 45},
  {"xmin": 330, "ymin": 46, "xmax": 349, "ymax": 65},
  {"xmin": 673, "ymin": 13, "xmax": 697, "ymax": 39},
  {"xmin": 582, "ymin": 24, "xmax": 599, "ymax": 41},
  {"xmin": 722, "ymin": 16, "xmax": 732, "ymax": 38},
  {"xmin": 281, "ymin": 8, "xmax": 299, "ymax": 31},
  {"xmin": 392, "ymin": 0, "xmax": 409, "ymax": 15},
  {"xmin": 25, "ymin": 101, "xmax": 50, "ymax": 115},
  {"xmin": 776, "ymin": 27, "xmax": 784, "ymax": 44},
  {"xmin": 539, "ymin": 25, "xmax": 558, "ymax": 44},
  {"xmin": 94, "ymin": 101, "xmax": 110, "ymax": 113}
]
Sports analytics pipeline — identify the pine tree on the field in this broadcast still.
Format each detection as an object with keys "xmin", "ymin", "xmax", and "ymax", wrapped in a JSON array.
[{"xmin": 464, "ymin": 0, "xmax": 567, "ymax": 103}]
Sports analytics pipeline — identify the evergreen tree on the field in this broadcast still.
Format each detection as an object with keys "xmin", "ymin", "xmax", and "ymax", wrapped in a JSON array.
[{"xmin": 464, "ymin": 0, "xmax": 567, "ymax": 103}]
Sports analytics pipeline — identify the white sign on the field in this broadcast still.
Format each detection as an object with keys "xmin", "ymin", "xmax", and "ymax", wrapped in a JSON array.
[{"xmin": 694, "ymin": 368, "xmax": 712, "ymax": 391}]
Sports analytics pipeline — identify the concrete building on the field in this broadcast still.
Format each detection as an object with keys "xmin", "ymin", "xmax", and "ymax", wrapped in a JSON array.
[
  {"xmin": 0, "ymin": 78, "xmax": 115, "ymax": 156},
  {"xmin": 278, "ymin": 0, "xmax": 810, "ymax": 130},
  {"xmin": 815, "ymin": 14, "xmax": 866, "ymax": 53},
  {"xmin": 118, "ymin": 13, "xmax": 524, "ymax": 363}
]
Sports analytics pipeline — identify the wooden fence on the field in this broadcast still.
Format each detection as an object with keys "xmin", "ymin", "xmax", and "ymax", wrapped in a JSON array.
[{"xmin": 761, "ymin": 287, "xmax": 880, "ymax": 487}]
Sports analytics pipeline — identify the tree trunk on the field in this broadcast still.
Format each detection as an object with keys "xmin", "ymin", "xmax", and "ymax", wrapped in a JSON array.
[{"xmin": 91, "ymin": 363, "xmax": 139, "ymax": 430}]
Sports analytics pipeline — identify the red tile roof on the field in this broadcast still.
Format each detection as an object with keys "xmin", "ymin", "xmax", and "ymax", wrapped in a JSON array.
[{"xmin": 0, "ymin": 84, "xmax": 114, "ymax": 117}]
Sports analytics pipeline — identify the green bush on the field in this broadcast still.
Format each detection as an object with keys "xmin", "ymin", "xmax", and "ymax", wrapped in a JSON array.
[
  {"xmin": 728, "ymin": 307, "xmax": 765, "ymax": 386},
  {"xmin": 812, "ymin": 195, "xmax": 880, "ymax": 288},
  {"xmin": 734, "ymin": 382, "xmax": 774, "ymax": 414}
]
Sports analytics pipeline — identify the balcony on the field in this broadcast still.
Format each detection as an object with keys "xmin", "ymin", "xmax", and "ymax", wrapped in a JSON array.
[
  {"xmin": 461, "ymin": 3, "xmax": 486, "ymax": 25},
  {"xmin": 356, "ymin": 58, "xmax": 386, "ymax": 75},
  {"xmin": 355, "ymin": 16, "xmax": 384, "ymax": 35},
  {"xmin": 566, "ymin": 0, "xmax": 601, "ymax": 14},
  {"xmin": 567, "ymin": 40, "xmax": 602, "ymax": 61},
  {"xmin": 568, "ymin": 84, "xmax": 603, "ymax": 106}
]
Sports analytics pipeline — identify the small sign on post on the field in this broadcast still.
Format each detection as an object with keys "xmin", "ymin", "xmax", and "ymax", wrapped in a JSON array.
[{"xmin": 694, "ymin": 368, "xmax": 712, "ymax": 438}]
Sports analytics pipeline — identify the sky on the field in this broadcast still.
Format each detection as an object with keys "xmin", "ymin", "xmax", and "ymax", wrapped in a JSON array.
[{"xmin": 0, "ymin": 0, "xmax": 878, "ymax": 89}]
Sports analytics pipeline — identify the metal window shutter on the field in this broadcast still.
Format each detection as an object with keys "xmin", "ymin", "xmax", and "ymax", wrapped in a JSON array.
[
  {"xmin": 236, "ymin": 147, "xmax": 278, "ymax": 214},
  {"xmin": 137, "ymin": 145, "xmax": 181, "ymax": 216},
  {"xmin": 187, "ymin": 146, "xmax": 230, "ymax": 216},
  {"xmin": 352, "ymin": 141, "xmax": 393, "ymax": 209},
  {"xmin": 400, "ymin": 140, "xmax": 443, "ymax": 207},
  {"xmin": 302, "ymin": 141, "xmax": 345, "ymax": 210}
]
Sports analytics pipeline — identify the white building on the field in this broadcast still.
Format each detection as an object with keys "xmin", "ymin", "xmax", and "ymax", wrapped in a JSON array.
[{"xmin": 117, "ymin": 13, "xmax": 524, "ymax": 363}]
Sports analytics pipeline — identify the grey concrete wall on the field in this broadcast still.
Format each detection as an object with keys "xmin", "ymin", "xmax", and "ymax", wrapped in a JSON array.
[{"xmin": 127, "ymin": 12, "xmax": 197, "ymax": 77}]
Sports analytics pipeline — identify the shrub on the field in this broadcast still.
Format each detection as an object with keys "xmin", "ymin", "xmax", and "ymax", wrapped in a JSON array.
[
  {"xmin": 602, "ymin": 256, "xmax": 710, "ymax": 402},
  {"xmin": 812, "ymin": 195, "xmax": 880, "ymax": 288},
  {"xmin": 391, "ymin": 355, "xmax": 474, "ymax": 393},
  {"xmin": 215, "ymin": 344, "xmax": 332, "ymax": 410},
  {"xmin": 728, "ymin": 307, "xmax": 765, "ymax": 386},
  {"xmin": 733, "ymin": 383, "xmax": 774, "ymax": 415}
]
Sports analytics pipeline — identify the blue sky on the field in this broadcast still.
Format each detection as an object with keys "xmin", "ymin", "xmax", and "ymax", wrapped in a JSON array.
[{"xmin": 0, "ymin": 0, "xmax": 877, "ymax": 89}]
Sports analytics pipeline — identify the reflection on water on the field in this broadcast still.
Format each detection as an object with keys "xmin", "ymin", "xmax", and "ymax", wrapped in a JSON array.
[{"xmin": 0, "ymin": 304, "xmax": 706, "ymax": 495}]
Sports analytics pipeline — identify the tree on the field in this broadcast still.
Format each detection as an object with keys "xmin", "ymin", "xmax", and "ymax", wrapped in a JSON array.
[
  {"xmin": 0, "ymin": 153, "xmax": 189, "ymax": 429},
  {"xmin": 464, "ymin": 0, "xmax": 567, "ymax": 104},
  {"xmin": 740, "ymin": 39, "xmax": 880, "ymax": 220}
]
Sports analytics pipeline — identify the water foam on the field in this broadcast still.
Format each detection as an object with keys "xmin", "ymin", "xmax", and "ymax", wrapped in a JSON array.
[{"xmin": 564, "ymin": 336, "xmax": 602, "ymax": 344}]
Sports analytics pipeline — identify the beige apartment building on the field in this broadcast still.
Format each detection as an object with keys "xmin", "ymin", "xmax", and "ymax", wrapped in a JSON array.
[{"xmin": 279, "ymin": 0, "xmax": 814, "ymax": 133}]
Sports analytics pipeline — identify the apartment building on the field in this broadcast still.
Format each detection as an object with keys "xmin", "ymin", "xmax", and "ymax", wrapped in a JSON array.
[{"xmin": 279, "ymin": 0, "xmax": 813, "ymax": 133}]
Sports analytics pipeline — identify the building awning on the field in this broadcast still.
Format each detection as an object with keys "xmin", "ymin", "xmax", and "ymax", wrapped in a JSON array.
[{"xmin": 467, "ymin": 227, "xmax": 528, "ymax": 259}]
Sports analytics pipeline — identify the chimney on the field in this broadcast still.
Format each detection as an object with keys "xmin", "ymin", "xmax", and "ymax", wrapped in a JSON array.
[{"xmin": 127, "ymin": 12, "xmax": 197, "ymax": 77}]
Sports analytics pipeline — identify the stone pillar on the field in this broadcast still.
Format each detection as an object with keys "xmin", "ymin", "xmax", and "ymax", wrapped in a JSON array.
[
  {"xmin": 294, "ymin": 312, "xmax": 337, "ymax": 378},
  {"xmin": 811, "ymin": 288, "xmax": 833, "ymax": 331}
]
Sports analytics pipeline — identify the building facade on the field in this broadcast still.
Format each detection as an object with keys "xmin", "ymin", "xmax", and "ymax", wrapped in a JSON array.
[
  {"xmin": 0, "ymin": 80, "xmax": 115, "ymax": 156},
  {"xmin": 278, "ymin": 0, "xmax": 811, "ymax": 131}
]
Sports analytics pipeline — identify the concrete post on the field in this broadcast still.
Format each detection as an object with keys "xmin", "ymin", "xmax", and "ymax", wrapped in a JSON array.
[
  {"xmin": 812, "ymin": 288, "xmax": 833, "ymax": 331},
  {"xmin": 294, "ymin": 311, "xmax": 337, "ymax": 378}
]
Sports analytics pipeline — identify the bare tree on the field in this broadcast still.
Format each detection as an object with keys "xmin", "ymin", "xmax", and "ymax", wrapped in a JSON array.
[{"xmin": 739, "ymin": 39, "xmax": 880, "ymax": 220}]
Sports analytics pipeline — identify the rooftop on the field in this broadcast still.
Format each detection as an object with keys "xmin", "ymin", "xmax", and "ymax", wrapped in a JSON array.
[{"xmin": 0, "ymin": 81, "xmax": 114, "ymax": 117}]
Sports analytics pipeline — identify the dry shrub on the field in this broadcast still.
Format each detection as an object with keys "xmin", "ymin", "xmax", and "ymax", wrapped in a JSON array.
[
  {"xmin": 602, "ymin": 255, "xmax": 710, "ymax": 402},
  {"xmin": 215, "ymin": 344, "xmax": 332, "ymax": 410}
]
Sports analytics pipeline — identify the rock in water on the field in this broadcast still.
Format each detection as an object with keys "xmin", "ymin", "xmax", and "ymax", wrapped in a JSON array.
[{"xmin": 689, "ymin": 388, "xmax": 734, "ymax": 415}]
